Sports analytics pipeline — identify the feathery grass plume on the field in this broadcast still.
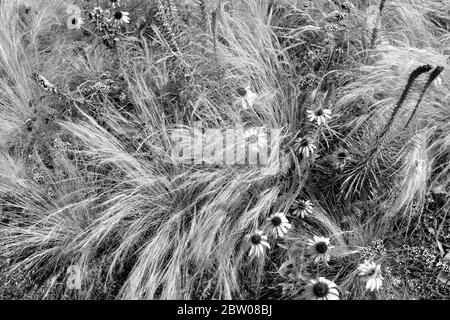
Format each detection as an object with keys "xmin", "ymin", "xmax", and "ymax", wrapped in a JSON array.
[
  {"xmin": 369, "ymin": 0, "xmax": 386, "ymax": 48},
  {"xmin": 385, "ymin": 131, "xmax": 430, "ymax": 218},
  {"xmin": 404, "ymin": 66, "xmax": 445, "ymax": 129},
  {"xmin": 367, "ymin": 64, "xmax": 433, "ymax": 159}
]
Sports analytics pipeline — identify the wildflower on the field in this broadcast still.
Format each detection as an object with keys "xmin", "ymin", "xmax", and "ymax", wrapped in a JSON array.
[
  {"xmin": 267, "ymin": 212, "xmax": 291, "ymax": 238},
  {"xmin": 247, "ymin": 230, "xmax": 270, "ymax": 258},
  {"xmin": 307, "ymin": 108, "xmax": 332, "ymax": 126},
  {"xmin": 307, "ymin": 236, "xmax": 334, "ymax": 263},
  {"xmin": 357, "ymin": 260, "xmax": 384, "ymax": 291},
  {"xmin": 108, "ymin": 0, "xmax": 122, "ymax": 8},
  {"xmin": 291, "ymin": 199, "xmax": 313, "ymax": 218},
  {"xmin": 331, "ymin": 149, "xmax": 349, "ymax": 171},
  {"xmin": 237, "ymin": 86, "xmax": 258, "ymax": 110},
  {"xmin": 68, "ymin": 16, "xmax": 84, "ymax": 29},
  {"xmin": 31, "ymin": 73, "xmax": 59, "ymax": 93},
  {"xmin": 294, "ymin": 137, "xmax": 316, "ymax": 158},
  {"xmin": 304, "ymin": 277, "xmax": 340, "ymax": 300},
  {"xmin": 112, "ymin": 10, "xmax": 130, "ymax": 25}
]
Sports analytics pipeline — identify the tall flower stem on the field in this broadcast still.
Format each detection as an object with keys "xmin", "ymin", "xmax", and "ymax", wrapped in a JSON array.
[
  {"xmin": 366, "ymin": 64, "xmax": 432, "ymax": 160},
  {"xmin": 404, "ymin": 66, "xmax": 444, "ymax": 129}
]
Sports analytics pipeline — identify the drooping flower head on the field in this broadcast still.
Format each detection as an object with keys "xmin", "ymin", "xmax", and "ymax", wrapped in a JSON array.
[
  {"xmin": 68, "ymin": 16, "xmax": 84, "ymax": 30},
  {"xmin": 247, "ymin": 230, "xmax": 270, "ymax": 258},
  {"xmin": 291, "ymin": 199, "xmax": 313, "ymax": 218},
  {"xmin": 236, "ymin": 86, "xmax": 258, "ymax": 110},
  {"xmin": 295, "ymin": 137, "xmax": 316, "ymax": 158},
  {"xmin": 307, "ymin": 108, "xmax": 332, "ymax": 126},
  {"xmin": 112, "ymin": 10, "xmax": 130, "ymax": 25},
  {"xmin": 267, "ymin": 212, "xmax": 291, "ymax": 238},
  {"xmin": 331, "ymin": 148, "xmax": 349, "ymax": 171},
  {"xmin": 304, "ymin": 277, "xmax": 340, "ymax": 300},
  {"xmin": 307, "ymin": 236, "xmax": 334, "ymax": 264},
  {"xmin": 109, "ymin": 0, "xmax": 122, "ymax": 8},
  {"xmin": 357, "ymin": 260, "xmax": 384, "ymax": 292}
]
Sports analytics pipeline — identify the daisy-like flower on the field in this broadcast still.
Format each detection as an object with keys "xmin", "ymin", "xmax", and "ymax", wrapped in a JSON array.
[
  {"xmin": 68, "ymin": 16, "xmax": 84, "ymax": 30},
  {"xmin": 109, "ymin": 0, "xmax": 122, "ymax": 8},
  {"xmin": 244, "ymin": 128, "xmax": 268, "ymax": 157},
  {"xmin": 267, "ymin": 212, "xmax": 291, "ymax": 238},
  {"xmin": 307, "ymin": 108, "xmax": 332, "ymax": 126},
  {"xmin": 294, "ymin": 137, "xmax": 316, "ymax": 158},
  {"xmin": 236, "ymin": 86, "xmax": 258, "ymax": 110},
  {"xmin": 112, "ymin": 10, "xmax": 130, "ymax": 25},
  {"xmin": 357, "ymin": 260, "xmax": 384, "ymax": 292},
  {"xmin": 247, "ymin": 230, "xmax": 270, "ymax": 258},
  {"xmin": 306, "ymin": 236, "xmax": 334, "ymax": 264},
  {"xmin": 331, "ymin": 149, "xmax": 349, "ymax": 171},
  {"xmin": 291, "ymin": 199, "xmax": 313, "ymax": 218},
  {"xmin": 304, "ymin": 277, "xmax": 339, "ymax": 300}
]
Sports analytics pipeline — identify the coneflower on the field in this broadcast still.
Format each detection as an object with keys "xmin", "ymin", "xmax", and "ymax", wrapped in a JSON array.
[
  {"xmin": 247, "ymin": 230, "xmax": 270, "ymax": 258},
  {"xmin": 237, "ymin": 86, "xmax": 258, "ymax": 109},
  {"xmin": 307, "ymin": 236, "xmax": 334, "ymax": 264},
  {"xmin": 331, "ymin": 149, "xmax": 349, "ymax": 171},
  {"xmin": 357, "ymin": 260, "xmax": 384, "ymax": 291},
  {"xmin": 307, "ymin": 108, "xmax": 332, "ymax": 126},
  {"xmin": 112, "ymin": 11, "xmax": 130, "ymax": 25},
  {"xmin": 294, "ymin": 137, "xmax": 316, "ymax": 158},
  {"xmin": 291, "ymin": 199, "xmax": 313, "ymax": 218},
  {"xmin": 266, "ymin": 212, "xmax": 291, "ymax": 238},
  {"xmin": 304, "ymin": 277, "xmax": 340, "ymax": 300},
  {"xmin": 108, "ymin": 0, "xmax": 122, "ymax": 8}
]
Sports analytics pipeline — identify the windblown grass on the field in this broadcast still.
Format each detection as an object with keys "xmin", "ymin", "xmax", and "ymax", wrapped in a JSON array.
[{"xmin": 0, "ymin": 0, "xmax": 449, "ymax": 300}]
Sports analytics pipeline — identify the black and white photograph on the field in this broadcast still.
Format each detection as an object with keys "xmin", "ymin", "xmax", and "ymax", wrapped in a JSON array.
[{"xmin": 0, "ymin": 0, "xmax": 449, "ymax": 308}]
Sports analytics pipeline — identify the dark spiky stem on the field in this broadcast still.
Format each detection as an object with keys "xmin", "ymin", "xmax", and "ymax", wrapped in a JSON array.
[
  {"xmin": 404, "ymin": 66, "xmax": 444, "ymax": 129},
  {"xmin": 367, "ymin": 64, "xmax": 432, "ymax": 159},
  {"xmin": 212, "ymin": 9, "xmax": 218, "ymax": 64},
  {"xmin": 370, "ymin": 0, "xmax": 386, "ymax": 48}
]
